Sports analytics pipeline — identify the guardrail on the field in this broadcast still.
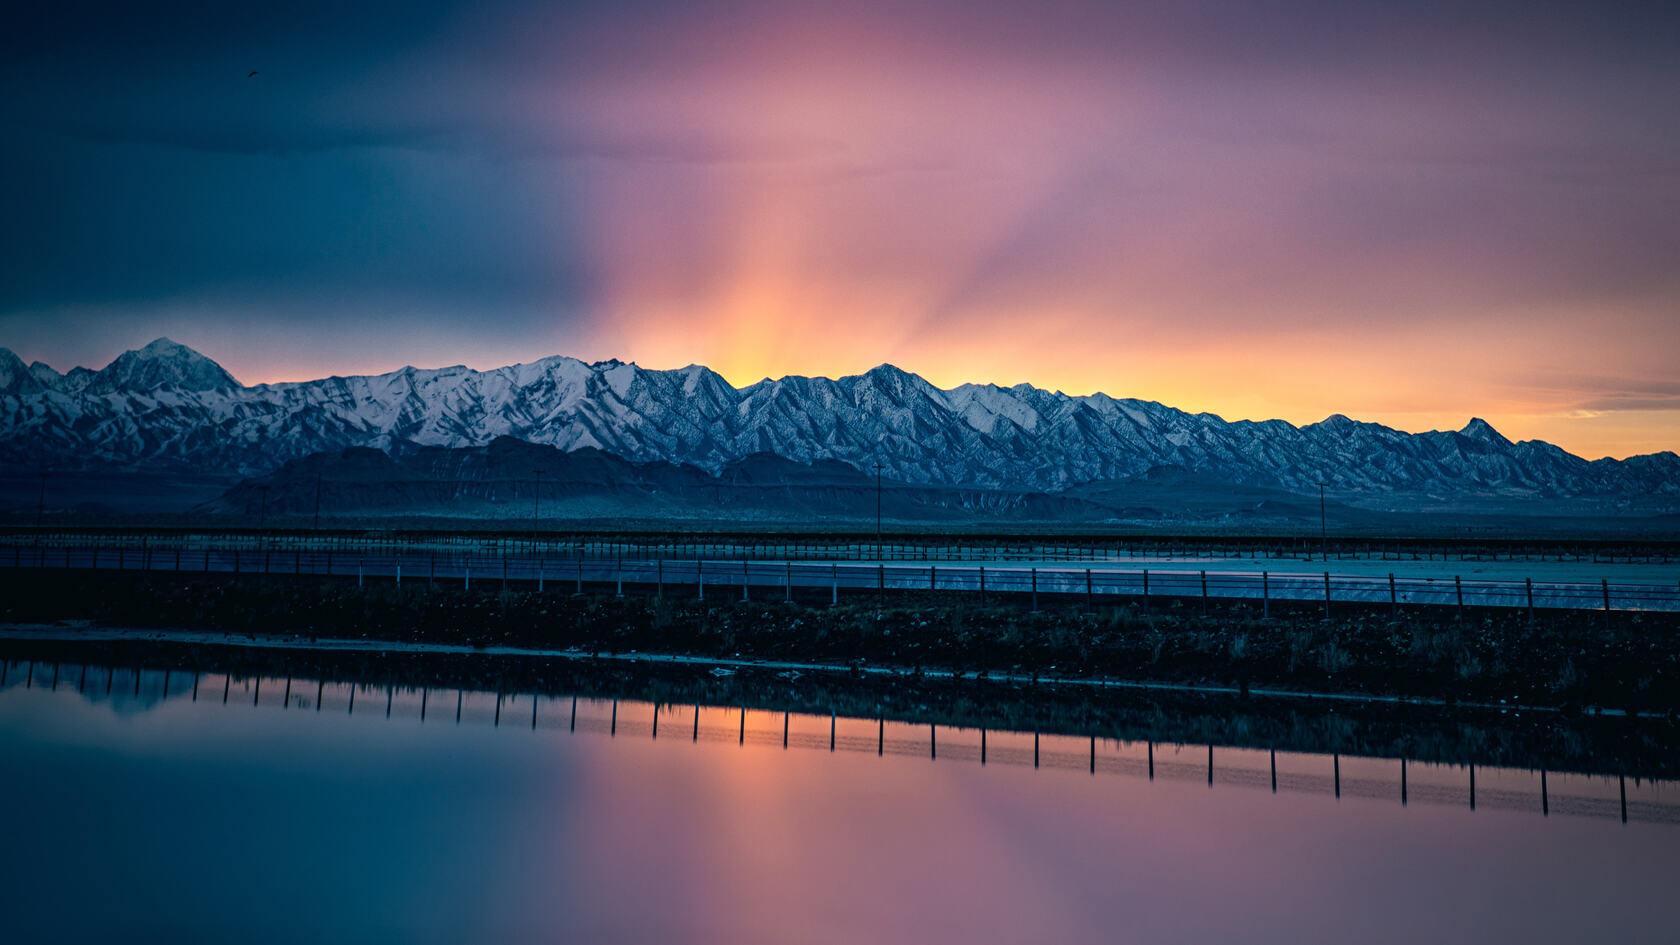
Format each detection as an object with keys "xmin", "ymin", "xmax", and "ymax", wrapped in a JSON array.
[{"xmin": 5, "ymin": 545, "xmax": 1677, "ymax": 615}]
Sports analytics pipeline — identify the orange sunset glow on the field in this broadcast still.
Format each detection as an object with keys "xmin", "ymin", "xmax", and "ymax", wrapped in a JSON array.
[{"xmin": 5, "ymin": 0, "xmax": 1678, "ymax": 460}]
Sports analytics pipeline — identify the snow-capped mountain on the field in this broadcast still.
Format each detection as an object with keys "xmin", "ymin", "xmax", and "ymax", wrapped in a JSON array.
[{"xmin": 2, "ymin": 339, "xmax": 1676, "ymax": 507}]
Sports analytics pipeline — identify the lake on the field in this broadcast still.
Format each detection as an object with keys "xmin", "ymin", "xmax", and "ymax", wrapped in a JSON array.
[{"xmin": 2, "ymin": 660, "xmax": 1677, "ymax": 943}]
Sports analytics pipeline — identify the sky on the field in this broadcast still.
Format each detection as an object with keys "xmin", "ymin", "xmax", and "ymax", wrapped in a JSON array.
[{"xmin": 2, "ymin": 0, "xmax": 1678, "ymax": 460}]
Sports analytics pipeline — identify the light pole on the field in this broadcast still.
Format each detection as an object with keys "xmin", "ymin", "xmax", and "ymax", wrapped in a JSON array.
[
  {"xmin": 257, "ymin": 485, "xmax": 271, "ymax": 553},
  {"xmin": 872, "ymin": 461, "xmax": 885, "ymax": 560},
  {"xmin": 530, "ymin": 467, "xmax": 544, "ymax": 548},
  {"xmin": 33, "ymin": 470, "xmax": 46, "ymax": 547},
  {"xmin": 1318, "ymin": 481, "xmax": 1328, "ymax": 562}
]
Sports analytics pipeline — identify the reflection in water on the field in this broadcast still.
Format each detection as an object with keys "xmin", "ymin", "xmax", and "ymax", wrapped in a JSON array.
[
  {"xmin": 4, "ymin": 659, "xmax": 1677, "ymax": 825},
  {"xmin": 2, "ymin": 658, "xmax": 1679, "ymax": 943}
]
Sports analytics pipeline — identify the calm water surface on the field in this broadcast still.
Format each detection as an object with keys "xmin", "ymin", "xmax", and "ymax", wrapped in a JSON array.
[{"xmin": 2, "ymin": 667, "xmax": 1677, "ymax": 944}]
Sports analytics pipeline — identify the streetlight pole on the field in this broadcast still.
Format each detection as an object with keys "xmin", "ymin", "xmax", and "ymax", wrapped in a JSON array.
[
  {"xmin": 257, "ymin": 484, "xmax": 271, "ymax": 553},
  {"xmin": 872, "ymin": 461, "xmax": 885, "ymax": 560},
  {"xmin": 34, "ymin": 470, "xmax": 46, "ymax": 547},
  {"xmin": 530, "ymin": 467, "xmax": 544, "ymax": 548},
  {"xmin": 1318, "ymin": 481, "xmax": 1328, "ymax": 562}
]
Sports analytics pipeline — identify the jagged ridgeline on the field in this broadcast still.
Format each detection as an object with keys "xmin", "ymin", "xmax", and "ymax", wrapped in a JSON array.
[{"xmin": 2, "ymin": 338, "xmax": 1678, "ymax": 521}]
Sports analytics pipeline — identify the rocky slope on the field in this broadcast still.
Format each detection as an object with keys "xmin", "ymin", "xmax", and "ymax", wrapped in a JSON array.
[{"xmin": 3, "ymin": 339, "xmax": 1676, "ymax": 511}]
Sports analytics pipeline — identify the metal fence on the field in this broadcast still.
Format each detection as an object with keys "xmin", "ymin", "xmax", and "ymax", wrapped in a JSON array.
[{"xmin": 5, "ymin": 544, "xmax": 1677, "ymax": 614}]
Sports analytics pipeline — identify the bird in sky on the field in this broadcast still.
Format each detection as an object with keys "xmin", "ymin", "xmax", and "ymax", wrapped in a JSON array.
[{"xmin": 247, "ymin": 71, "xmax": 259, "ymax": 78}]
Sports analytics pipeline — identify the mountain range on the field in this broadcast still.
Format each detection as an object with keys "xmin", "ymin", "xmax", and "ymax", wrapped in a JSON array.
[{"xmin": 3, "ymin": 338, "xmax": 1677, "ymax": 517}]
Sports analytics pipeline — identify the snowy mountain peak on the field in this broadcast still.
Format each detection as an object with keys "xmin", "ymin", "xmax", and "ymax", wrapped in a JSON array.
[
  {"xmin": 1459, "ymin": 417, "xmax": 1510, "ymax": 445},
  {"xmin": 2, "ymin": 343, "xmax": 1676, "ymax": 505},
  {"xmin": 88, "ymin": 338, "xmax": 241, "ymax": 393},
  {"xmin": 0, "ymin": 348, "xmax": 34, "ymax": 395}
]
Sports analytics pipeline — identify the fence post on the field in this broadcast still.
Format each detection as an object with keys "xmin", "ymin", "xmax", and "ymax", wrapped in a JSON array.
[
  {"xmin": 1602, "ymin": 579, "xmax": 1611, "ymax": 628},
  {"xmin": 878, "ymin": 564, "xmax": 885, "ymax": 608},
  {"xmin": 576, "ymin": 557, "xmax": 583, "ymax": 594},
  {"xmin": 358, "ymin": 557, "xmax": 363, "ymax": 587},
  {"xmin": 831, "ymin": 563, "xmax": 838, "ymax": 606},
  {"xmin": 1262, "ymin": 571, "xmax": 1268, "ymax": 618},
  {"xmin": 1142, "ymin": 569, "xmax": 1150, "ymax": 614},
  {"xmin": 979, "ymin": 566, "xmax": 986, "ymax": 606},
  {"xmin": 1087, "ymin": 568, "xmax": 1094, "ymax": 612},
  {"xmin": 1526, "ymin": 577, "xmax": 1534, "ymax": 624},
  {"xmin": 656, "ymin": 559, "xmax": 663, "ymax": 598},
  {"xmin": 538, "ymin": 560, "xmax": 545, "ymax": 594},
  {"xmin": 697, "ymin": 560, "xmax": 704, "ymax": 600},
  {"xmin": 1200, "ymin": 570, "xmax": 1208, "ymax": 615},
  {"xmin": 788, "ymin": 561, "xmax": 793, "ymax": 602},
  {"xmin": 1455, "ymin": 575, "xmax": 1463, "ymax": 620},
  {"xmin": 1323, "ymin": 572, "xmax": 1331, "ymax": 619},
  {"xmin": 1389, "ymin": 573, "xmax": 1397, "ymax": 618},
  {"xmin": 1031, "ymin": 568, "xmax": 1038, "ymax": 611},
  {"xmin": 466, "ymin": 561, "xmax": 471, "ymax": 591},
  {"xmin": 741, "ymin": 560, "xmax": 748, "ymax": 601}
]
